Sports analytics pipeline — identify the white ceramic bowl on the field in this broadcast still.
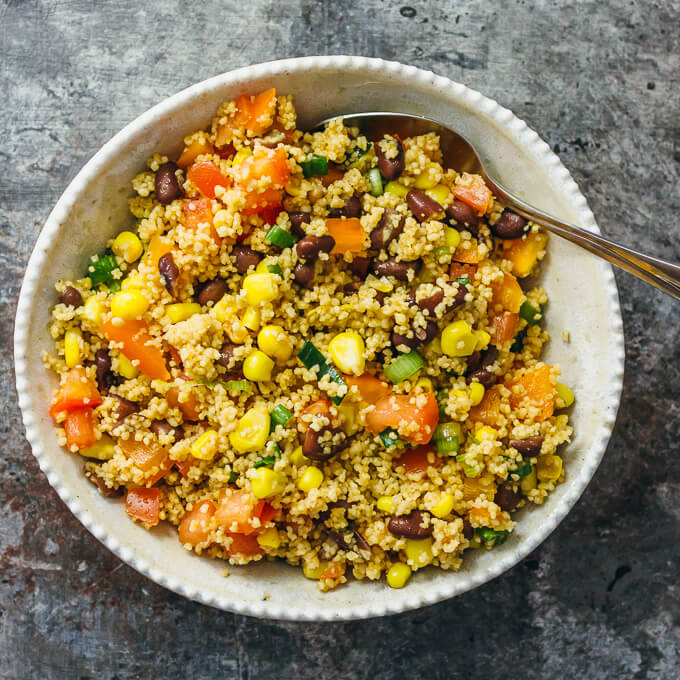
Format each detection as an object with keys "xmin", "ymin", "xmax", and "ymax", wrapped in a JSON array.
[{"xmin": 14, "ymin": 56, "xmax": 624, "ymax": 620}]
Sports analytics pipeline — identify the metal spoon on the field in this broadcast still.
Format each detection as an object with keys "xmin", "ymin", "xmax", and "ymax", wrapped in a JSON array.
[{"xmin": 314, "ymin": 112, "xmax": 680, "ymax": 300}]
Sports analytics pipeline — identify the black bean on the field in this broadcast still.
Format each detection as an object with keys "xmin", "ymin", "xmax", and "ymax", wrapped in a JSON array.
[
  {"xmin": 491, "ymin": 211, "xmax": 527, "ymax": 239},
  {"xmin": 296, "ymin": 235, "xmax": 335, "ymax": 260},
  {"xmin": 353, "ymin": 529, "xmax": 371, "ymax": 552},
  {"xmin": 197, "ymin": 278, "xmax": 227, "ymax": 306},
  {"xmin": 343, "ymin": 196, "xmax": 362, "ymax": 218},
  {"xmin": 407, "ymin": 189, "xmax": 444, "ymax": 222},
  {"xmin": 302, "ymin": 427, "xmax": 347, "ymax": 461},
  {"xmin": 409, "ymin": 286, "xmax": 444, "ymax": 315},
  {"xmin": 446, "ymin": 199, "xmax": 479, "ymax": 235},
  {"xmin": 84, "ymin": 468, "xmax": 124, "ymax": 497},
  {"xmin": 155, "ymin": 161, "xmax": 184, "ymax": 204},
  {"xmin": 480, "ymin": 346, "xmax": 499, "ymax": 369},
  {"xmin": 348, "ymin": 256, "xmax": 372, "ymax": 280},
  {"xmin": 495, "ymin": 484, "xmax": 521, "ymax": 512},
  {"xmin": 111, "ymin": 395, "xmax": 138, "ymax": 425},
  {"xmin": 150, "ymin": 420, "xmax": 184, "ymax": 442},
  {"xmin": 293, "ymin": 262, "xmax": 315, "ymax": 288},
  {"xmin": 370, "ymin": 208, "xmax": 405, "ymax": 249},
  {"xmin": 371, "ymin": 258, "xmax": 421, "ymax": 281},
  {"xmin": 391, "ymin": 330, "xmax": 419, "ymax": 350},
  {"xmin": 217, "ymin": 342, "xmax": 243, "ymax": 371},
  {"xmin": 232, "ymin": 246, "xmax": 262, "ymax": 274},
  {"xmin": 59, "ymin": 286, "xmax": 82, "ymax": 308},
  {"xmin": 387, "ymin": 511, "xmax": 433, "ymax": 539},
  {"xmin": 468, "ymin": 369, "xmax": 496, "ymax": 389},
  {"xmin": 287, "ymin": 211, "xmax": 311, "ymax": 239},
  {"xmin": 94, "ymin": 349, "xmax": 113, "ymax": 392},
  {"xmin": 376, "ymin": 139, "xmax": 404, "ymax": 181},
  {"xmin": 462, "ymin": 518, "xmax": 474, "ymax": 540},
  {"xmin": 343, "ymin": 281, "xmax": 362, "ymax": 295},
  {"xmin": 467, "ymin": 351, "xmax": 482, "ymax": 374},
  {"xmin": 158, "ymin": 252, "xmax": 180, "ymax": 296},
  {"xmin": 413, "ymin": 319, "xmax": 438, "ymax": 344},
  {"xmin": 510, "ymin": 436, "xmax": 544, "ymax": 457}
]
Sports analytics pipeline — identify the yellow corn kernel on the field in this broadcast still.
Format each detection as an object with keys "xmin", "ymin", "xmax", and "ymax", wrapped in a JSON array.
[
  {"xmin": 475, "ymin": 425, "xmax": 498, "ymax": 441},
  {"xmin": 415, "ymin": 377, "xmax": 433, "ymax": 392},
  {"xmin": 121, "ymin": 274, "xmax": 145, "ymax": 290},
  {"xmin": 257, "ymin": 527, "xmax": 281, "ymax": 549},
  {"xmin": 414, "ymin": 168, "xmax": 438, "ymax": 190},
  {"xmin": 213, "ymin": 294, "xmax": 236, "ymax": 323},
  {"xmin": 191, "ymin": 430, "xmax": 219, "ymax": 461},
  {"xmin": 118, "ymin": 354, "xmax": 139, "ymax": 379},
  {"xmin": 427, "ymin": 184, "xmax": 451, "ymax": 206},
  {"xmin": 225, "ymin": 316, "xmax": 249, "ymax": 344},
  {"xmin": 386, "ymin": 563, "xmax": 412, "ymax": 589},
  {"xmin": 376, "ymin": 496, "xmax": 394, "ymax": 513},
  {"xmin": 284, "ymin": 179, "xmax": 303, "ymax": 197},
  {"xmin": 365, "ymin": 274, "xmax": 394, "ymax": 293},
  {"xmin": 64, "ymin": 329, "xmax": 83, "ymax": 368},
  {"xmin": 112, "ymin": 231, "xmax": 143, "ymax": 263},
  {"xmin": 537, "ymin": 454, "xmax": 563, "ymax": 483},
  {"xmin": 243, "ymin": 273, "xmax": 278, "ymax": 305},
  {"xmin": 469, "ymin": 382, "xmax": 485, "ymax": 406},
  {"xmin": 251, "ymin": 468, "xmax": 287, "ymax": 499},
  {"xmin": 258, "ymin": 324, "xmax": 293, "ymax": 362},
  {"xmin": 242, "ymin": 350, "xmax": 274, "ymax": 382},
  {"xmin": 441, "ymin": 320, "xmax": 477, "ymax": 357},
  {"xmin": 303, "ymin": 560, "xmax": 329, "ymax": 580},
  {"xmin": 229, "ymin": 405, "xmax": 270, "ymax": 453},
  {"xmin": 337, "ymin": 402, "xmax": 359, "ymax": 435},
  {"xmin": 474, "ymin": 329, "xmax": 491, "ymax": 351},
  {"xmin": 384, "ymin": 181, "xmax": 409, "ymax": 198},
  {"xmin": 556, "ymin": 382, "xmax": 575, "ymax": 408},
  {"xmin": 520, "ymin": 466, "xmax": 537, "ymax": 493},
  {"xmin": 328, "ymin": 331, "xmax": 365, "ymax": 376},
  {"xmin": 81, "ymin": 296, "xmax": 104, "ymax": 324},
  {"xmin": 430, "ymin": 492, "xmax": 455, "ymax": 519},
  {"xmin": 241, "ymin": 306, "xmax": 261, "ymax": 332},
  {"xmin": 212, "ymin": 209, "xmax": 230, "ymax": 231},
  {"xmin": 255, "ymin": 260, "xmax": 269, "ymax": 274},
  {"xmin": 297, "ymin": 466, "xmax": 323, "ymax": 492},
  {"xmin": 290, "ymin": 446, "xmax": 306, "ymax": 466},
  {"xmin": 444, "ymin": 226, "xmax": 461, "ymax": 249},
  {"xmin": 231, "ymin": 147, "xmax": 252, "ymax": 166},
  {"xmin": 111, "ymin": 289, "xmax": 149, "ymax": 320},
  {"xmin": 405, "ymin": 538, "xmax": 434, "ymax": 569},
  {"xmin": 166, "ymin": 302, "xmax": 201, "ymax": 323},
  {"xmin": 79, "ymin": 436, "xmax": 116, "ymax": 461}
]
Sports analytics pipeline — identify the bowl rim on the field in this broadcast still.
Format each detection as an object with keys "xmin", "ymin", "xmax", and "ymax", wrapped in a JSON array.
[{"xmin": 14, "ymin": 55, "xmax": 625, "ymax": 620}]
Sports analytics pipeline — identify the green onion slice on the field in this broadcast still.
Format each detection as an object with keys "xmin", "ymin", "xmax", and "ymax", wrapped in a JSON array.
[
  {"xmin": 514, "ymin": 461, "xmax": 533, "ymax": 477},
  {"xmin": 228, "ymin": 471, "xmax": 238, "ymax": 484},
  {"xmin": 433, "ymin": 422, "xmax": 461, "ymax": 454},
  {"xmin": 267, "ymin": 264, "xmax": 283, "ymax": 276},
  {"xmin": 368, "ymin": 168, "xmax": 384, "ymax": 196},
  {"xmin": 253, "ymin": 455, "xmax": 277, "ymax": 469},
  {"xmin": 509, "ymin": 333, "xmax": 524, "ymax": 353},
  {"xmin": 477, "ymin": 527, "xmax": 509, "ymax": 545},
  {"xmin": 383, "ymin": 350, "xmax": 424, "ymax": 384},
  {"xmin": 379, "ymin": 427, "xmax": 402, "ymax": 449},
  {"xmin": 224, "ymin": 379, "xmax": 251, "ymax": 393},
  {"xmin": 436, "ymin": 389, "xmax": 449, "ymax": 418},
  {"xmin": 519, "ymin": 301, "xmax": 542, "ymax": 325},
  {"xmin": 345, "ymin": 143, "xmax": 371, "ymax": 167},
  {"xmin": 87, "ymin": 252, "xmax": 118, "ymax": 287},
  {"xmin": 265, "ymin": 224, "xmax": 297, "ymax": 249},
  {"xmin": 455, "ymin": 276, "xmax": 470, "ymax": 286},
  {"xmin": 297, "ymin": 340, "xmax": 346, "ymax": 404},
  {"xmin": 300, "ymin": 154, "xmax": 328, "ymax": 178},
  {"xmin": 270, "ymin": 404, "xmax": 293, "ymax": 427}
]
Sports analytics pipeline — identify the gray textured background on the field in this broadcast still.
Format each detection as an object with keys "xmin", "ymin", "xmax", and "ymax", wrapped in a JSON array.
[{"xmin": 2, "ymin": 0, "xmax": 679, "ymax": 678}]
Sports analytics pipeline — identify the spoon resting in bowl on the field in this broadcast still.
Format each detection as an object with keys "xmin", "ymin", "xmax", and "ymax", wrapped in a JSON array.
[{"xmin": 313, "ymin": 112, "xmax": 680, "ymax": 301}]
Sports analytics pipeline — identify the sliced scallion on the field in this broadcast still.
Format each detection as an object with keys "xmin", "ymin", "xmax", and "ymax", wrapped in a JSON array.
[
  {"xmin": 433, "ymin": 422, "xmax": 461, "ymax": 454},
  {"xmin": 253, "ymin": 455, "xmax": 277, "ymax": 469},
  {"xmin": 510, "ymin": 332, "xmax": 524, "ymax": 353},
  {"xmin": 345, "ymin": 143, "xmax": 371, "ymax": 167},
  {"xmin": 270, "ymin": 404, "xmax": 293, "ymax": 427},
  {"xmin": 477, "ymin": 527, "xmax": 509, "ymax": 546},
  {"xmin": 87, "ymin": 252, "xmax": 118, "ymax": 287},
  {"xmin": 368, "ymin": 168, "xmax": 384, "ymax": 196},
  {"xmin": 267, "ymin": 264, "xmax": 283, "ymax": 276},
  {"xmin": 297, "ymin": 340, "xmax": 346, "ymax": 404},
  {"xmin": 379, "ymin": 427, "xmax": 402, "ymax": 449},
  {"xmin": 455, "ymin": 276, "xmax": 470, "ymax": 286},
  {"xmin": 383, "ymin": 350, "xmax": 424, "ymax": 384},
  {"xmin": 519, "ymin": 301, "xmax": 542, "ymax": 325},
  {"xmin": 514, "ymin": 460, "xmax": 533, "ymax": 477},
  {"xmin": 436, "ymin": 389, "xmax": 449, "ymax": 418},
  {"xmin": 300, "ymin": 154, "xmax": 328, "ymax": 178},
  {"xmin": 228, "ymin": 471, "xmax": 238, "ymax": 483},
  {"xmin": 265, "ymin": 225, "xmax": 297, "ymax": 249},
  {"xmin": 224, "ymin": 379, "xmax": 251, "ymax": 393}
]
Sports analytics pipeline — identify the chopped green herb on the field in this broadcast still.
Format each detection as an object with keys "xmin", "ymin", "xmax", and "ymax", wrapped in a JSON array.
[
  {"xmin": 270, "ymin": 404, "xmax": 293, "ymax": 427},
  {"xmin": 368, "ymin": 167, "xmax": 384, "ymax": 196},
  {"xmin": 519, "ymin": 301, "xmax": 542, "ymax": 325},
  {"xmin": 265, "ymin": 224, "xmax": 297, "ymax": 249},
  {"xmin": 477, "ymin": 527, "xmax": 509, "ymax": 546},
  {"xmin": 379, "ymin": 427, "xmax": 402, "ymax": 448},
  {"xmin": 300, "ymin": 154, "xmax": 328, "ymax": 178},
  {"xmin": 345, "ymin": 143, "xmax": 371, "ymax": 167},
  {"xmin": 267, "ymin": 264, "xmax": 283, "ymax": 276},
  {"xmin": 297, "ymin": 340, "xmax": 346, "ymax": 404},
  {"xmin": 228, "ymin": 471, "xmax": 238, "ymax": 484},
  {"xmin": 455, "ymin": 276, "xmax": 470, "ymax": 286},
  {"xmin": 384, "ymin": 350, "xmax": 424, "ymax": 384},
  {"xmin": 87, "ymin": 252, "xmax": 118, "ymax": 287},
  {"xmin": 510, "ymin": 332, "xmax": 524, "ymax": 353},
  {"xmin": 253, "ymin": 455, "xmax": 277, "ymax": 469},
  {"xmin": 514, "ymin": 461, "xmax": 533, "ymax": 478},
  {"xmin": 108, "ymin": 280, "xmax": 122, "ymax": 293}
]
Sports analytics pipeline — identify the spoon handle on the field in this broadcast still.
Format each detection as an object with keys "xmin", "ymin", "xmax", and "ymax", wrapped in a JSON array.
[{"xmin": 487, "ymin": 180, "xmax": 680, "ymax": 301}]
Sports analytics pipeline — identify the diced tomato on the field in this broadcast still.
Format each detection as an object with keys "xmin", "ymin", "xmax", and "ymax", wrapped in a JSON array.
[
  {"xmin": 226, "ymin": 532, "xmax": 263, "ymax": 557},
  {"xmin": 319, "ymin": 562, "xmax": 345, "ymax": 580},
  {"xmin": 181, "ymin": 198, "xmax": 221, "ymax": 245},
  {"xmin": 490, "ymin": 312, "xmax": 519, "ymax": 345},
  {"xmin": 64, "ymin": 407, "xmax": 96, "ymax": 450},
  {"xmin": 491, "ymin": 273, "xmax": 524, "ymax": 314},
  {"xmin": 125, "ymin": 487, "xmax": 161, "ymax": 526},
  {"xmin": 100, "ymin": 319, "xmax": 169, "ymax": 381},
  {"xmin": 454, "ymin": 173, "xmax": 492, "ymax": 215},
  {"xmin": 178, "ymin": 499, "xmax": 216, "ymax": 545},
  {"xmin": 396, "ymin": 445, "xmax": 441, "ymax": 476},
  {"xmin": 215, "ymin": 88, "xmax": 277, "ymax": 146},
  {"xmin": 216, "ymin": 143, "xmax": 235, "ymax": 160},
  {"xmin": 234, "ymin": 146, "xmax": 289, "ymax": 215},
  {"xmin": 449, "ymin": 262, "xmax": 478, "ymax": 281},
  {"xmin": 177, "ymin": 138, "xmax": 214, "ymax": 170},
  {"xmin": 326, "ymin": 218, "xmax": 366, "ymax": 254},
  {"xmin": 468, "ymin": 386, "xmax": 503, "ymax": 427},
  {"xmin": 260, "ymin": 205, "xmax": 282, "ymax": 226},
  {"xmin": 453, "ymin": 239, "xmax": 480, "ymax": 264},
  {"xmin": 118, "ymin": 437, "xmax": 171, "ymax": 486},
  {"xmin": 507, "ymin": 365, "xmax": 556, "ymax": 422},
  {"xmin": 298, "ymin": 398, "xmax": 332, "ymax": 433},
  {"xmin": 366, "ymin": 393, "xmax": 439, "ymax": 446},
  {"xmin": 215, "ymin": 489, "xmax": 269, "ymax": 535},
  {"xmin": 166, "ymin": 384, "xmax": 201, "ymax": 422},
  {"xmin": 259, "ymin": 502, "xmax": 277, "ymax": 525},
  {"xmin": 186, "ymin": 161, "xmax": 231, "ymax": 199},
  {"xmin": 345, "ymin": 374, "xmax": 392, "ymax": 405},
  {"xmin": 321, "ymin": 163, "xmax": 345, "ymax": 187},
  {"xmin": 242, "ymin": 187, "xmax": 284, "ymax": 215},
  {"xmin": 49, "ymin": 367, "xmax": 102, "ymax": 417}
]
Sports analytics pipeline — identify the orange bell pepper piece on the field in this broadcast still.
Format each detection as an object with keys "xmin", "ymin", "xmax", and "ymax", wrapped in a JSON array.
[
  {"xmin": 234, "ymin": 146, "xmax": 289, "ymax": 215},
  {"xmin": 366, "ymin": 393, "xmax": 439, "ymax": 445},
  {"xmin": 491, "ymin": 273, "xmax": 524, "ymax": 313},
  {"xmin": 326, "ymin": 218, "xmax": 366, "ymax": 253},
  {"xmin": 64, "ymin": 407, "xmax": 96, "ymax": 450},
  {"xmin": 215, "ymin": 489, "xmax": 272, "ymax": 535},
  {"xmin": 49, "ymin": 367, "xmax": 102, "ymax": 417},
  {"xmin": 226, "ymin": 532, "xmax": 263, "ymax": 557},
  {"xmin": 146, "ymin": 235, "xmax": 174, "ymax": 269},
  {"xmin": 125, "ymin": 487, "xmax": 161, "ymax": 526},
  {"xmin": 345, "ymin": 374, "xmax": 392, "ymax": 404},
  {"xmin": 119, "ymin": 437, "xmax": 172, "ymax": 486},
  {"xmin": 319, "ymin": 562, "xmax": 345, "ymax": 580},
  {"xmin": 177, "ymin": 138, "xmax": 214, "ymax": 170},
  {"xmin": 298, "ymin": 398, "xmax": 332, "ymax": 433},
  {"xmin": 166, "ymin": 384, "xmax": 201, "ymax": 422},
  {"xmin": 490, "ymin": 312, "xmax": 519, "ymax": 345},
  {"xmin": 502, "ymin": 231, "xmax": 548, "ymax": 278},
  {"xmin": 215, "ymin": 88, "xmax": 277, "ymax": 146},
  {"xmin": 187, "ymin": 161, "xmax": 231, "ymax": 199},
  {"xmin": 181, "ymin": 198, "xmax": 221, "ymax": 245},
  {"xmin": 100, "ymin": 319, "xmax": 169, "ymax": 381},
  {"xmin": 453, "ymin": 239, "xmax": 480, "ymax": 264},
  {"xmin": 454, "ymin": 173, "xmax": 492, "ymax": 215},
  {"xmin": 507, "ymin": 365, "xmax": 556, "ymax": 422},
  {"xmin": 468, "ymin": 386, "xmax": 503, "ymax": 427},
  {"xmin": 449, "ymin": 262, "xmax": 477, "ymax": 281}
]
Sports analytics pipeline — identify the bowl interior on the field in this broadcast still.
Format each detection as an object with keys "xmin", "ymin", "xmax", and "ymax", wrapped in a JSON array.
[{"xmin": 15, "ymin": 58, "xmax": 623, "ymax": 620}]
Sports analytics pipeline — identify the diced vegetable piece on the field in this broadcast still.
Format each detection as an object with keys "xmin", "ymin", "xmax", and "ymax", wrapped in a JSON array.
[
  {"xmin": 519, "ymin": 301, "xmax": 542, "ymax": 325},
  {"xmin": 433, "ymin": 422, "xmax": 461, "ymax": 454},
  {"xmin": 49, "ymin": 367, "xmax": 102, "ymax": 417},
  {"xmin": 79, "ymin": 435, "xmax": 116, "ymax": 461},
  {"xmin": 490, "ymin": 312, "xmax": 519, "ymax": 345},
  {"xmin": 182, "ymin": 198, "xmax": 221, "ymax": 245},
  {"xmin": 368, "ymin": 168, "xmax": 384, "ymax": 196},
  {"xmin": 379, "ymin": 427, "xmax": 402, "ymax": 449},
  {"xmin": 298, "ymin": 398, "xmax": 332, "ymax": 433},
  {"xmin": 214, "ymin": 489, "xmax": 272, "ymax": 535},
  {"xmin": 319, "ymin": 562, "xmax": 344, "ymax": 580},
  {"xmin": 441, "ymin": 320, "xmax": 477, "ymax": 357},
  {"xmin": 345, "ymin": 374, "xmax": 392, "ymax": 404},
  {"xmin": 328, "ymin": 331, "xmax": 365, "ymax": 376},
  {"xmin": 229, "ymin": 405, "xmax": 270, "ymax": 453},
  {"xmin": 454, "ymin": 172, "xmax": 492, "ymax": 215},
  {"xmin": 507, "ymin": 364, "xmax": 556, "ymax": 422},
  {"xmin": 215, "ymin": 88, "xmax": 277, "ymax": 145},
  {"xmin": 267, "ymin": 264, "xmax": 283, "ymax": 276},
  {"xmin": 453, "ymin": 240, "xmax": 480, "ymax": 264},
  {"xmin": 226, "ymin": 532, "xmax": 263, "ymax": 557},
  {"xmin": 177, "ymin": 138, "xmax": 214, "ymax": 169},
  {"xmin": 119, "ymin": 437, "xmax": 171, "ymax": 486},
  {"xmin": 514, "ymin": 460, "xmax": 533, "ymax": 478},
  {"xmin": 491, "ymin": 273, "xmax": 524, "ymax": 314},
  {"xmin": 449, "ymin": 262, "xmax": 478, "ymax": 280},
  {"xmin": 396, "ymin": 445, "xmax": 441, "ymax": 476},
  {"xmin": 477, "ymin": 527, "xmax": 509, "ymax": 546},
  {"xmin": 325, "ymin": 218, "xmax": 366, "ymax": 254},
  {"xmin": 253, "ymin": 455, "xmax": 277, "ymax": 469},
  {"xmin": 461, "ymin": 474, "xmax": 496, "ymax": 501},
  {"xmin": 300, "ymin": 154, "xmax": 328, "ymax": 178},
  {"xmin": 265, "ymin": 224, "xmax": 297, "ymax": 249},
  {"xmin": 187, "ymin": 161, "xmax": 231, "ymax": 199},
  {"xmin": 321, "ymin": 163, "xmax": 345, "ymax": 187},
  {"xmin": 178, "ymin": 499, "xmax": 216, "ymax": 545},
  {"xmin": 64, "ymin": 407, "xmax": 96, "ymax": 450},
  {"xmin": 100, "ymin": 319, "xmax": 169, "ymax": 381},
  {"xmin": 297, "ymin": 341, "xmax": 346, "ymax": 404},
  {"xmin": 126, "ymin": 487, "xmax": 161, "ymax": 526},
  {"xmin": 251, "ymin": 468, "xmax": 287, "ymax": 499},
  {"xmin": 344, "ymin": 143, "xmax": 371, "ymax": 167},
  {"xmin": 468, "ymin": 386, "xmax": 503, "ymax": 427},
  {"xmin": 383, "ymin": 349, "xmax": 424, "ymax": 384},
  {"xmin": 366, "ymin": 392, "xmax": 439, "ymax": 446},
  {"xmin": 234, "ymin": 146, "xmax": 289, "ymax": 215},
  {"xmin": 87, "ymin": 252, "xmax": 118, "ymax": 287},
  {"xmin": 502, "ymin": 231, "xmax": 548, "ymax": 278},
  {"xmin": 146, "ymin": 235, "xmax": 174, "ymax": 268},
  {"xmin": 510, "ymin": 332, "xmax": 524, "ymax": 353},
  {"xmin": 556, "ymin": 382, "xmax": 575, "ymax": 408},
  {"xmin": 436, "ymin": 389, "xmax": 449, "ymax": 418},
  {"xmin": 224, "ymin": 379, "xmax": 251, "ymax": 393},
  {"xmin": 270, "ymin": 404, "xmax": 293, "ymax": 427}
]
